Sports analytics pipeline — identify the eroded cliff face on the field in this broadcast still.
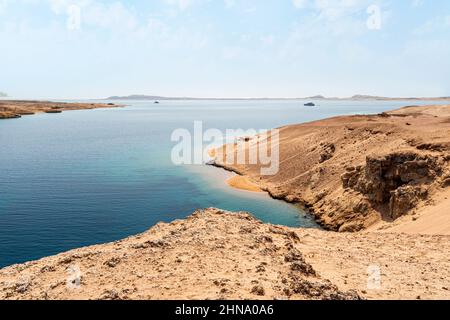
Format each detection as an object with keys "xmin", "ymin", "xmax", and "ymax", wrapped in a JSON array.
[
  {"xmin": 342, "ymin": 152, "xmax": 446, "ymax": 220},
  {"xmin": 213, "ymin": 104, "xmax": 450, "ymax": 232}
]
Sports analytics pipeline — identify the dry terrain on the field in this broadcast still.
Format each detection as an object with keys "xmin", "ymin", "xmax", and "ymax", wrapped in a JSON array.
[
  {"xmin": 0, "ymin": 100, "xmax": 120, "ymax": 119},
  {"xmin": 213, "ymin": 104, "xmax": 450, "ymax": 234},
  {"xmin": 1, "ymin": 208, "xmax": 448, "ymax": 300}
]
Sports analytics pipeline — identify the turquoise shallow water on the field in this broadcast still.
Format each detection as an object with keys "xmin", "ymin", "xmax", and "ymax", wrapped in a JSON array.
[{"xmin": 0, "ymin": 99, "xmax": 445, "ymax": 267}]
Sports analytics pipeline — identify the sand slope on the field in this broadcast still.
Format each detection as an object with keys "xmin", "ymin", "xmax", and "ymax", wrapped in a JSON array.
[{"xmin": 370, "ymin": 194, "xmax": 450, "ymax": 235}]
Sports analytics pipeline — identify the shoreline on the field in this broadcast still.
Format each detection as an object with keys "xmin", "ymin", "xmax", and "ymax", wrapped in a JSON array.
[
  {"xmin": 209, "ymin": 160, "xmax": 317, "ymax": 210},
  {"xmin": 211, "ymin": 104, "xmax": 450, "ymax": 234},
  {"xmin": 226, "ymin": 175, "xmax": 263, "ymax": 193}
]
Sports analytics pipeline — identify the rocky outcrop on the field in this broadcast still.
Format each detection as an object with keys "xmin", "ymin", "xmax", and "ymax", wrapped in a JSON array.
[
  {"xmin": 319, "ymin": 143, "xmax": 336, "ymax": 163},
  {"xmin": 0, "ymin": 112, "xmax": 21, "ymax": 119},
  {"xmin": 44, "ymin": 109, "xmax": 63, "ymax": 114},
  {"xmin": 442, "ymin": 173, "xmax": 450, "ymax": 188},
  {"xmin": 342, "ymin": 152, "xmax": 442, "ymax": 220}
]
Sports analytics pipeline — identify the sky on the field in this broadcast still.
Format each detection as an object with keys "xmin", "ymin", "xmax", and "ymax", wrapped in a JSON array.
[{"xmin": 0, "ymin": 0, "xmax": 449, "ymax": 99}]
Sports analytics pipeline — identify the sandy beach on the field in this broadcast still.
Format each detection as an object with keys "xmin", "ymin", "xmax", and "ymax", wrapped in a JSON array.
[{"xmin": 226, "ymin": 175, "xmax": 263, "ymax": 193}]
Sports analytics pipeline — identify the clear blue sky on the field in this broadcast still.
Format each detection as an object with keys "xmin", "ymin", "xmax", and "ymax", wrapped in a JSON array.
[{"xmin": 1, "ymin": 0, "xmax": 449, "ymax": 99}]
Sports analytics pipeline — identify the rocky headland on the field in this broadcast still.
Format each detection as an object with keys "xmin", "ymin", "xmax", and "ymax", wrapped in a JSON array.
[{"xmin": 212, "ymin": 104, "xmax": 450, "ymax": 234}]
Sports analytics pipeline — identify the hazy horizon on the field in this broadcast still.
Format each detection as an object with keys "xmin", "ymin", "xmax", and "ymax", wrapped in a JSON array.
[
  {"xmin": 1, "ymin": 0, "xmax": 450, "ymax": 99},
  {"xmin": 2, "ymin": 93, "xmax": 450, "ymax": 101}
]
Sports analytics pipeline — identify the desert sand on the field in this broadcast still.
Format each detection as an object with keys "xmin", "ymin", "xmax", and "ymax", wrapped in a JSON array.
[
  {"xmin": 1, "ymin": 208, "xmax": 448, "ymax": 300},
  {"xmin": 0, "ymin": 100, "xmax": 121, "ymax": 119},
  {"xmin": 214, "ymin": 104, "xmax": 450, "ymax": 234}
]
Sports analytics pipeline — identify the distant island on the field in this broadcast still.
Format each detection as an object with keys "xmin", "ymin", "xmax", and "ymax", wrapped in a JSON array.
[
  {"xmin": 106, "ymin": 94, "xmax": 450, "ymax": 101},
  {"xmin": 107, "ymin": 95, "xmax": 193, "ymax": 101},
  {"xmin": 0, "ymin": 100, "xmax": 121, "ymax": 119},
  {"xmin": 345, "ymin": 94, "xmax": 450, "ymax": 101},
  {"xmin": 0, "ymin": 92, "xmax": 7, "ymax": 98}
]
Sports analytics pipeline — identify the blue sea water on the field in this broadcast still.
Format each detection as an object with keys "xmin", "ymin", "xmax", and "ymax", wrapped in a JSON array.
[{"xmin": 0, "ymin": 99, "xmax": 444, "ymax": 268}]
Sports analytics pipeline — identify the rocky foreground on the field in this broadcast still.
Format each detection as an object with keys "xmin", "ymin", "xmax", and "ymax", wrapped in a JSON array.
[
  {"xmin": 213, "ymin": 104, "xmax": 450, "ymax": 233},
  {"xmin": 0, "ymin": 208, "xmax": 448, "ymax": 300},
  {"xmin": 0, "ymin": 100, "xmax": 120, "ymax": 119}
]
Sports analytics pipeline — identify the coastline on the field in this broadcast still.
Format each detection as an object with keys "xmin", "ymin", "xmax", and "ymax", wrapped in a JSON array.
[
  {"xmin": 1, "ymin": 103, "xmax": 449, "ymax": 300},
  {"xmin": 0, "ymin": 100, "xmax": 124, "ymax": 119},
  {"xmin": 211, "ymin": 104, "xmax": 450, "ymax": 234}
]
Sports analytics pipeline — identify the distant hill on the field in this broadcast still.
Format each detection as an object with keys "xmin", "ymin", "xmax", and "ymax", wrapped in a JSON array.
[
  {"xmin": 106, "ymin": 94, "xmax": 331, "ymax": 101},
  {"xmin": 106, "ymin": 95, "xmax": 281, "ymax": 101},
  {"xmin": 106, "ymin": 95, "xmax": 195, "ymax": 101},
  {"xmin": 304, "ymin": 94, "xmax": 450, "ymax": 101},
  {"xmin": 0, "ymin": 92, "xmax": 7, "ymax": 98},
  {"xmin": 106, "ymin": 94, "xmax": 450, "ymax": 101},
  {"xmin": 304, "ymin": 95, "xmax": 326, "ymax": 100},
  {"xmin": 349, "ymin": 95, "xmax": 450, "ymax": 101}
]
